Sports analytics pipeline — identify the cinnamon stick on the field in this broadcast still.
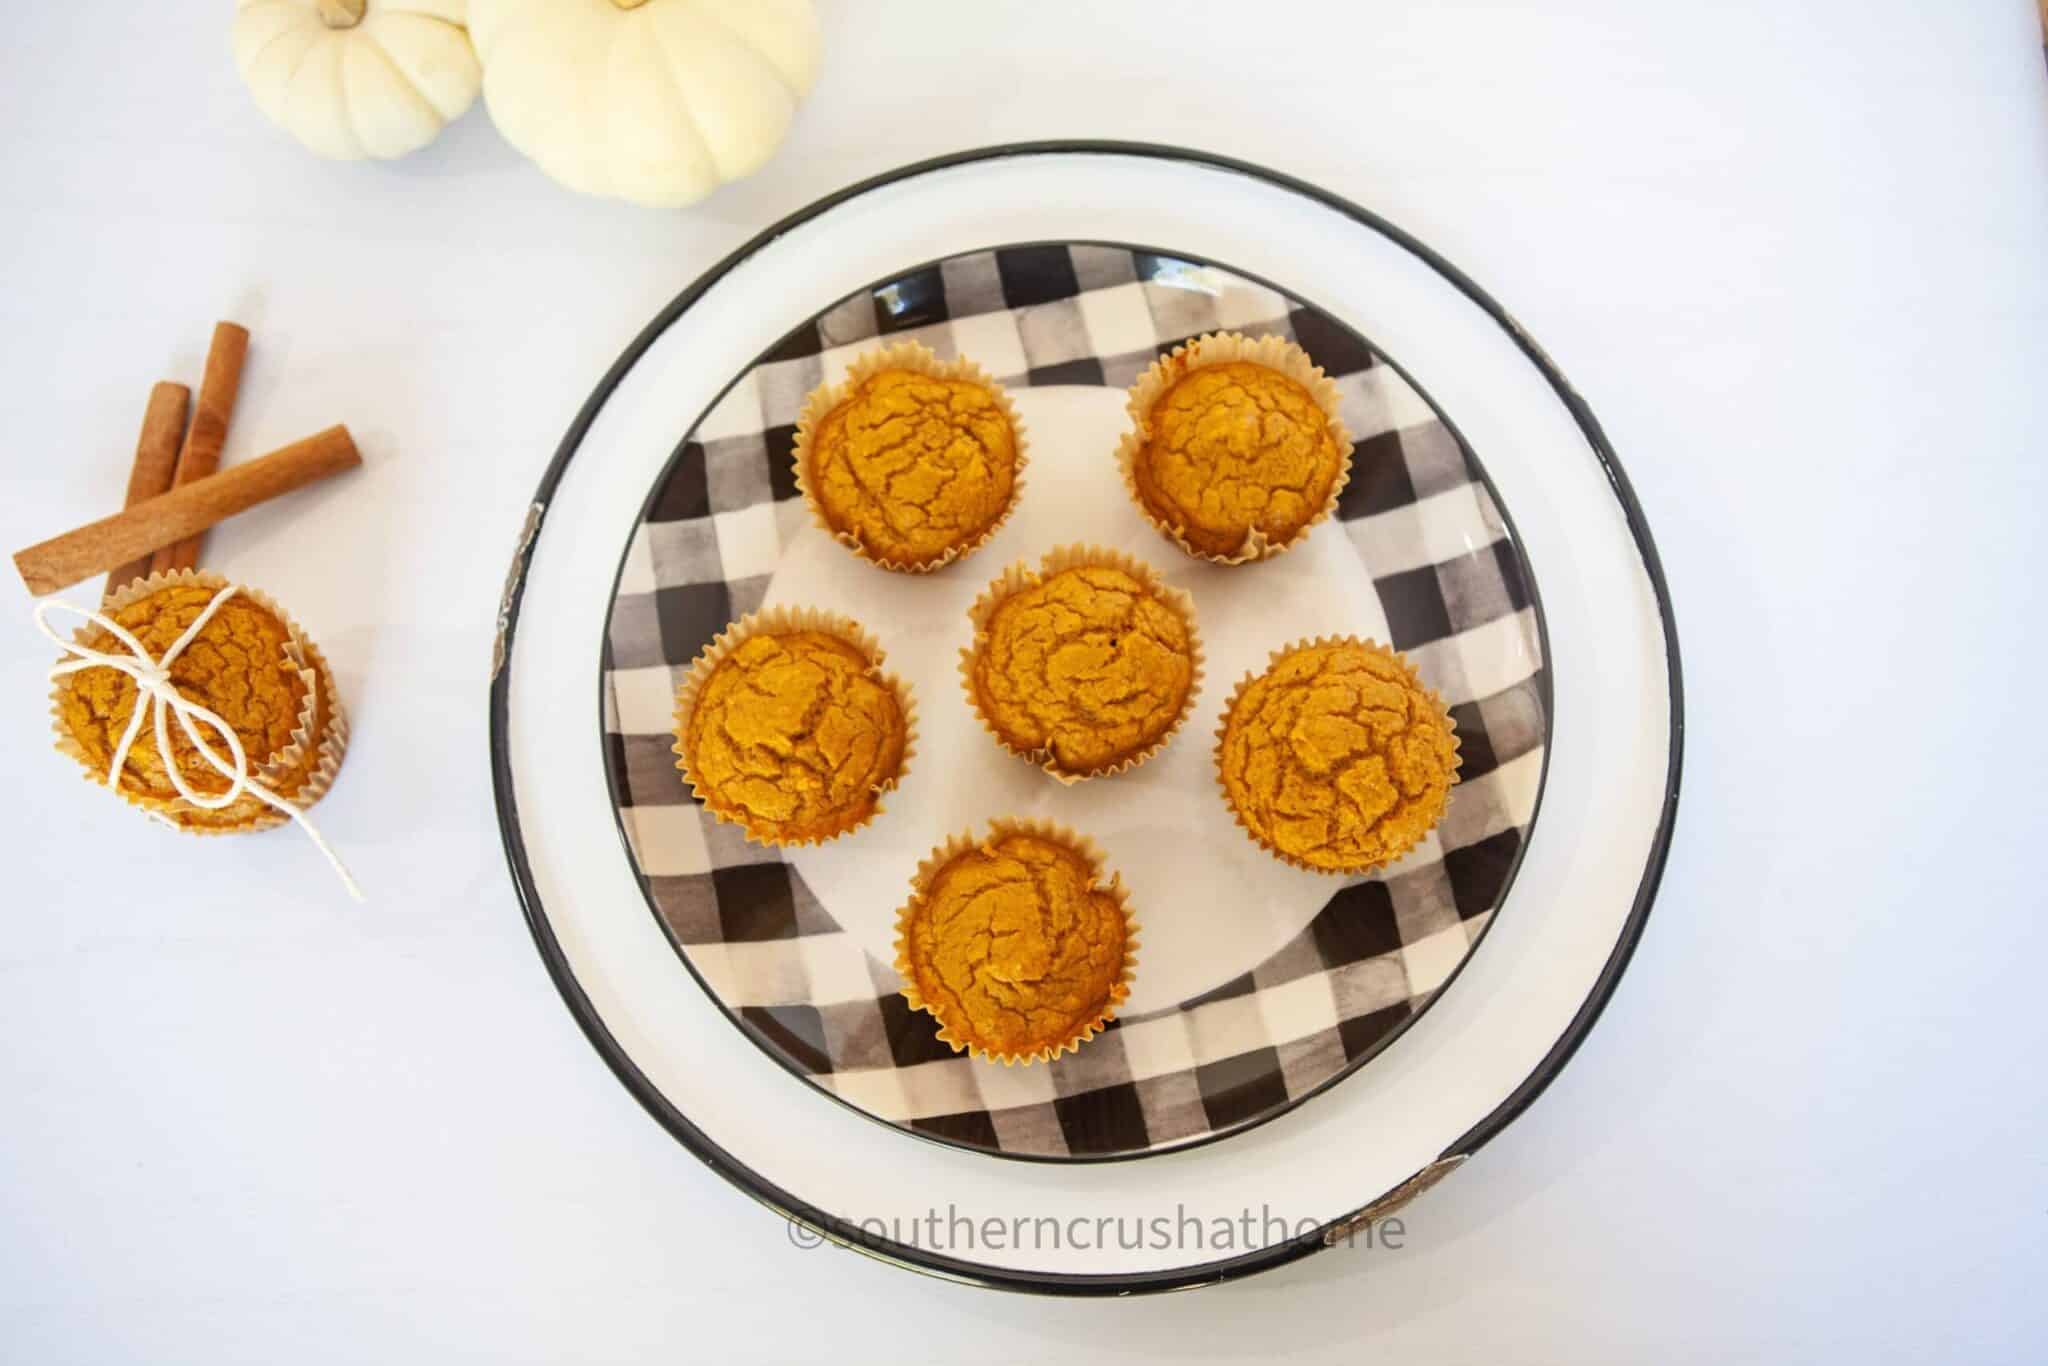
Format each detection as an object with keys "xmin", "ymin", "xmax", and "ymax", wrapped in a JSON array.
[
  {"xmin": 103, "ymin": 382, "xmax": 191, "ymax": 602},
  {"xmin": 149, "ymin": 321, "xmax": 249, "ymax": 577},
  {"xmin": 15, "ymin": 426, "xmax": 360, "ymax": 596}
]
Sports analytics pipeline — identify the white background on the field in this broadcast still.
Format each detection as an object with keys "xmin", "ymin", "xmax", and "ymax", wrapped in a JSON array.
[{"xmin": 2, "ymin": 1, "xmax": 2044, "ymax": 1360}]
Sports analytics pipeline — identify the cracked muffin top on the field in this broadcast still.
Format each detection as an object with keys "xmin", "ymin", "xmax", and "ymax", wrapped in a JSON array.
[
  {"xmin": 1217, "ymin": 638, "xmax": 1459, "ymax": 874},
  {"xmin": 676, "ymin": 624, "xmax": 909, "ymax": 845},
  {"xmin": 1131, "ymin": 360, "xmax": 1346, "ymax": 560},
  {"xmin": 167, "ymin": 653, "xmax": 335, "ymax": 833},
  {"xmin": 967, "ymin": 559, "xmax": 1197, "ymax": 780},
  {"xmin": 804, "ymin": 365, "xmax": 1020, "ymax": 570},
  {"xmin": 895, "ymin": 825, "xmax": 1133, "ymax": 1064},
  {"xmin": 54, "ymin": 582, "xmax": 312, "ymax": 809}
]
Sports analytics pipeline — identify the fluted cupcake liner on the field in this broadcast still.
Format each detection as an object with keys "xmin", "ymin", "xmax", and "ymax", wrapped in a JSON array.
[
  {"xmin": 1116, "ymin": 331, "xmax": 1355, "ymax": 566},
  {"xmin": 49, "ymin": 568, "xmax": 350, "ymax": 835},
  {"xmin": 892, "ymin": 817, "xmax": 1139, "ymax": 1066},
  {"xmin": 671, "ymin": 604, "xmax": 918, "ymax": 848},
  {"xmin": 172, "ymin": 635, "xmax": 350, "ymax": 836},
  {"xmin": 958, "ymin": 543, "xmax": 1205, "ymax": 784},
  {"xmin": 791, "ymin": 340, "xmax": 1029, "ymax": 574},
  {"xmin": 1213, "ymin": 635, "xmax": 1462, "ymax": 876}
]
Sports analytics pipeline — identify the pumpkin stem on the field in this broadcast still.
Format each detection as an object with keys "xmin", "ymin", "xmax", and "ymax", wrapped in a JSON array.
[{"xmin": 315, "ymin": 0, "xmax": 366, "ymax": 27}]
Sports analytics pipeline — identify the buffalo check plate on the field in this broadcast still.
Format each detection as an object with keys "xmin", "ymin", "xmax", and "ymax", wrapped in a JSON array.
[{"xmin": 598, "ymin": 243, "xmax": 1548, "ymax": 1161}]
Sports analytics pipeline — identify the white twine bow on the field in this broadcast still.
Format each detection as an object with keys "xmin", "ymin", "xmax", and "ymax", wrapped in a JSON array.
[{"xmin": 36, "ymin": 586, "xmax": 362, "ymax": 901}]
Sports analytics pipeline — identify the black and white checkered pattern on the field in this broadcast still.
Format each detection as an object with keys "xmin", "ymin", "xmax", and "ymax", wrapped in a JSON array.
[{"xmin": 602, "ymin": 245, "xmax": 1547, "ymax": 1159}]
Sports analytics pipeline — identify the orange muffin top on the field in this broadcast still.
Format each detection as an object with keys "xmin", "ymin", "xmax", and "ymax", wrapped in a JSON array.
[
  {"xmin": 969, "ymin": 562, "xmax": 1196, "ymax": 778},
  {"xmin": 168, "ymin": 651, "xmax": 336, "ymax": 833},
  {"xmin": 806, "ymin": 367, "xmax": 1019, "ymax": 569},
  {"xmin": 679, "ymin": 627, "xmax": 908, "ymax": 844},
  {"xmin": 897, "ymin": 827, "xmax": 1132, "ymax": 1063},
  {"xmin": 1133, "ymin": 360, "xmax": 1345, "ymax": 559},
  {"xmin": 1217, "ymin": 639, "xmax": 1459, "ymax": 873},
  {"xmin": 54, "ymin": 583, "xmax": 311, "ymax": 809}
]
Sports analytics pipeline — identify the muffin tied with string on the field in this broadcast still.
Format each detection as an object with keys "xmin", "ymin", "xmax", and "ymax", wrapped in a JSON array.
[{"xmin": 48, "ymin": 569, "xmax": 348, "ymax": 834}]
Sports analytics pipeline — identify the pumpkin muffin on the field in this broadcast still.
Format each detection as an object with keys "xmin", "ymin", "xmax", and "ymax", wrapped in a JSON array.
[
  {"xmin": 50, "ymin": 571, "xmax": 348, "ymax": 834},
  {"xmin": 172, "ymin": 644, "xmax": 346, "ymax": 834},
  {"xmin": 894, "ymin": 820, "xmax": 1136, "ymax": 1064},
  {"xmin": 1216, "ymin": 637, "xmax": 1459, "ymax": 874},
  {"xmin": 1119, "ymin": 332, "xmax": 1353, "ymax": 564},
  {"xmin": 794, "ymin": 341, "xmax": 1025, "ymax": 572},
  {"xmin": 673, "ymin": 607, "xmax": 914, "ymax": 846},
  {"xmin": 962, "ymin": 545, "xmax": 1201, "ymax": 782}
]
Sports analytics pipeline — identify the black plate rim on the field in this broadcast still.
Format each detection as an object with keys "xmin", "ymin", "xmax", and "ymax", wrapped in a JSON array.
[
  {"xmin": 591, "ymin": 237, "xmax": 1558, "ymax": 1165},
  {"xmin": 488, "ymin": 140, "xmax": 1684, "ymax": 1296}
]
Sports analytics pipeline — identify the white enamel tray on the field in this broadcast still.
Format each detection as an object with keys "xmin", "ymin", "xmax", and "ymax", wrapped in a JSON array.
[{"xmin": 490, "ymin": 143, "xmax": 1681, "ymax": 1293}]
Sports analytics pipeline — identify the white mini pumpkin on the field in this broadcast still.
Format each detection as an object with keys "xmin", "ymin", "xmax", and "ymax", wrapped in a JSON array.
[
  {"xmin": 467, "ymin": 0, "xmax": 821, "ymax": 208},
  {"xmin": 233, "ymin": 0, "xmax": 482, "ymax": 161}
]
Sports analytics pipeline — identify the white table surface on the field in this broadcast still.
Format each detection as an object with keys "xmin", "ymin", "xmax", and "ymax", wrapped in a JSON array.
[{"xmin": 4, "ymin": 2, "xmax": 2045, "ymax": 1360}]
